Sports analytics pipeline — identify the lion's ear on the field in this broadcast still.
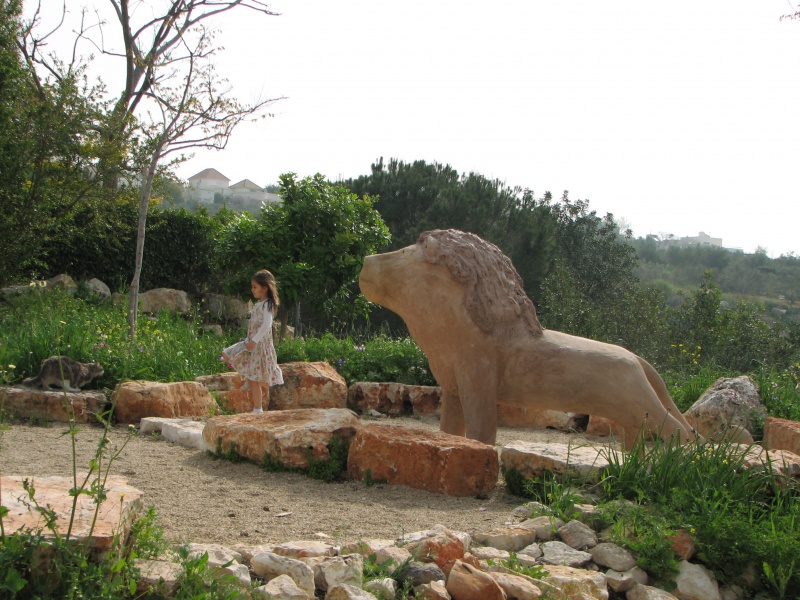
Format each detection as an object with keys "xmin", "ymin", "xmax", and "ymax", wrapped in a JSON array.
[{"xmin": 423, "ymin": 237, "xmax": 441, "ymax": 263}]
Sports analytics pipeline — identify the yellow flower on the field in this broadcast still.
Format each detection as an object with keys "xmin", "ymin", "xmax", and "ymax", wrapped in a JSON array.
[{"xmin": 8, "ymin": 364, "xmax": 15, "ymax": 369}]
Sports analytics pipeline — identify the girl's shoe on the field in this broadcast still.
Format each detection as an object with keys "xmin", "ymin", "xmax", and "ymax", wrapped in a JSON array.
[{"xmin": 252, "ymin": 407, "xmax": 263, "ymax": 413}]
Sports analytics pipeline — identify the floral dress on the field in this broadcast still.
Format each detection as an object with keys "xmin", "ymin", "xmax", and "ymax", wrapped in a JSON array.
[{"xmin": 223, "ymin": 300, "xmax": 284, "ymax": 385}]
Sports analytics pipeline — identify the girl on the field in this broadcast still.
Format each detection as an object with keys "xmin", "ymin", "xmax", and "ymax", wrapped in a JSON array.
[{"xmin": 222, "ymin": 270, "xmax": 284, "ymax": 413}]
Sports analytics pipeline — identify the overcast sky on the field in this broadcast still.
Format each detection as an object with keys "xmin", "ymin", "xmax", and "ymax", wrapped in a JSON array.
[{"xmin": 33, "ymin": 0, "xmax": 800, "ymax": 256}]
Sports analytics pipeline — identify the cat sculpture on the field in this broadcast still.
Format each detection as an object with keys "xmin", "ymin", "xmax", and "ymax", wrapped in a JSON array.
[{"xmin": 22, "ymin": 356, "xmax": 104, "ymax": 392}]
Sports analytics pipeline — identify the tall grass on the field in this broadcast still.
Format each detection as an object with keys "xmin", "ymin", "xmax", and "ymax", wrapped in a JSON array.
[{"xmin": 599, "ymin": 435, "xmax": 800, "ymax": 597}]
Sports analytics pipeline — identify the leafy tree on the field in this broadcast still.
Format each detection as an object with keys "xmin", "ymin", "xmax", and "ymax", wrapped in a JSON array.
[{"xmin": 215, "ymin": 173, "xmax": 391, "ymax": 334}]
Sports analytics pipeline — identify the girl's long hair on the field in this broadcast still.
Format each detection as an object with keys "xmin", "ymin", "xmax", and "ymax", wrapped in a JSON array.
[{"xmin": 252, "ymin": 269, "xmax": 280, "ymax": 316}]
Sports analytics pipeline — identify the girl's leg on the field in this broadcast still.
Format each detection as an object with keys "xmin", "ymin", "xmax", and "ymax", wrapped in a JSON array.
[{"xmin": 249, "ymin": 379, "xmax": 263, "ymax": 411}]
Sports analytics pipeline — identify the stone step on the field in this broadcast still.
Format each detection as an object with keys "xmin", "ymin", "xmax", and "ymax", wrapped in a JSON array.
[
  {"xmin": 139, "ymin": 417, "xmax": 209, "ymax": 451},
  {"xmin": 347, "ymin": 423, "xmax": 499, "ymax": 497},
  {"xmin": 113, "ymin": 381, "xmax": 216, "ymax": 424},
  {"xmin": 0, "ymin": 386, "xmax": 106, "ymax": 423},
  {"xmin": 501, "ymin": 441, "xmax": 622, "ymax": 483}
]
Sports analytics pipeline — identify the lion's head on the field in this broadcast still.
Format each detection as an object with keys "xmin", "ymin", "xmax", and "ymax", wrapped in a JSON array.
[{"xmin": 418, "ymin": 229, "xmax": 543, "ymax": 339}]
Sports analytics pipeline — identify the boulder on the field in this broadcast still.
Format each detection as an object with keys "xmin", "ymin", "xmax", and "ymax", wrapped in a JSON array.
[
  {"xmin": 588, "ymin": 543, "xmax": 636, "ymax": 571},
  {"xmin": 540, "ymin": 541, "xmax": 593, "ymax": 568},
  {"xmin": 414, "ymin": 581, "xmax": 451, "ymax": 599},
  {"xmin": 138, "ymin": 288, "xmax": 192, "ymax": 314},
  {"xmin": 253, "ymin": 573, "xmax": 309, "ymax": 599},
  {"xmin": 487, "ymin": 570, "xmax": 543, "ymax": 599},
  {"xmin": 364, "ymin": 578, "xmax": 397, "ymax": 599},
  {"xmin": 201, "ymin": 293, "xmax": 249, "ymax": 323},
  {"xmin": 605, "ymin": 566, "xmax": 648, "ymax": 593},
  {"xmin": 541, "ymin": 565, "xmax": 608, "ymax": 600},
  {"xmin": 473, "ymin": 527, "xmax": 536, "ymax": 552},
  {"xmin": 445, "ymin": 560, "xmax": 506, "ymax": 600},
  {"xmin": 86, "ymin": 278, "xmax": 111, "ymax": 301},
  {"xmin": 347, "ymin": 423, "xmax": 499, "ymax": 497},
  {"xmin": 200, "ymin": 362, "xmax": 348, "ymax": 414},
  {"xmin": 673, "ymin": 560, "xmax": 721, "ymax": 600},
  {"xmin": 557, "ymin": 520, "xmax": 597, "ymax": 550},
  {"xmin": 627, "ymin": 583, "xmax": 679, "ymax": 599},
  {"xmin": 668, "ymin": 530, "xmax": 697, "ymax": 561},
  {"xmin": 0, "ymin": 386, "xmax": 105, "ymax": 423},
  {"xmin": 133, "ymin": 559, "xmax": 183, "ymax": 596},
  {"xmin": 501, "ymin": 441, "xmax": 620, "ymax": 483},
  {"xmin": 324, "ymin": 584, "xmax": 378, "ymax": 600},
  {"xmin": 518, "ymin": 516, "xmax": 564, "ymax": 542},
  {"xmin": 375, "ymin": 546, "xmax": 412, "ymax": 566},
  {"xmin": 273, "ymin": 540, "xmax": 337, "ymax": 559},
  {"xmin": 347, "ymin": 382, "xmax": 441, "ymax": 416},
  {"xmin": 764, "ymin": 417, "xmax": 800, "ymax": 456},
  {"xmin": 339, "ymin": 538, "xmax": 396, "ymax": 557},
  {"xmin": 2, "ymin": 474, "xmax": 143, "ymax": 552},
  {"xmin": 401, "ymin": 525, "xmax": 465, "ymax": 568},
  {"xmin": 497, "ymin": 405, "xmax": 588, "ymax": 431},
  {"xmin": 203, "ymin": 408, "xmax": 360, "ymax": 468},
  {"xmin": 395, "ymin": 561, "xmax": 447, "ymax": 587},
  {"xmin": 113, "ymin": 381, "xmax": 216, "ymax": 424},
  {"xmin": 683, "ymin": 376, "xmax": 767, "ymax": 443},
  {"xmin": 250, "ymin": 551, "xmax": 315, "ymax": 598},
  {"xmin": 46, "ymin": 274, "xmax": 78, "ymax": 295},
  {"xmin": 311, "ymin": 554, "xmax": 363, "ymax": 592}
]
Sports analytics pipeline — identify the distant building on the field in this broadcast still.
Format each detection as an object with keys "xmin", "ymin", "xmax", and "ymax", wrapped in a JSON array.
[
  {"xmin": 185, "ymin": 169, "xmax": 281, "ymax": 208},
  {"xmin": 658, "ymin": 231, "xmax": 723, "ymax": 248}
]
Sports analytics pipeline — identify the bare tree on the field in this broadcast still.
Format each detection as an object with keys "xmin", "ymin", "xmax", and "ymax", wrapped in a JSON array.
[{"xmin": 19, "ymin": 1, "xmax": 283, "ymax": 337}]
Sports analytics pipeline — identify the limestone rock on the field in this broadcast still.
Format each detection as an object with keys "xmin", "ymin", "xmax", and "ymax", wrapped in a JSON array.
[
  {"xmin": 501, "ymin": 441, "xmax": 620, "ymax": 483},
  {"xmin": 557, "ymin": 520, "xmax": 597, "ymax": 550},
  {"xmin": 375, "ymin": 545, "xmax": 411, "ymax": 566},
  {"xmin": 589, "ymin": 542, "xmax": 636, "ymax": 571},
  {"xmin": 473, "ymin": 527, "xmax": 536, "ymax": 552},
  {"xmin": 673, "ymin": 560, "xmax": 720, "ymax": 600},
  {"xmin": 348, "ymin": 382, "xmax": 442, "ymax": 416},
  {"xmin": 2, "ymin": 474, "xmax": 142, "ymax": 552},
  {"xmin": 203, "ymin": 408, "xmax": 360, "ymax": 468},
  {"xmin": 347, "ymin": 423, "xmax": 499, "ymax": 496},
  {"xmin": 497, "ymin": 405, "xmax": 588, "ymax": 431},
  {"xmin": 415, "ymin": 580, "xmax": 451, "ymax": 599},
  {"xmin": 253, "ymin": 573, "xmax": 309, "ymax": 599},
  {"xmin": 606, "ymin": 566, "xmax": 648, "ymax": 592},
  {"xmin": 470, "ymin": 546, "xmax": 511, "ymax": 561},
  {"xmin": 138, "ymin": 288, "xmax": 192, "ymax": 314},
  {"xmin": 161, "ymin": 419, "xmax": 207, "ymax": 450},
  {"xmin": 764, "ymin": 417, "xmax": 800, "ymax": 456},
  {"xmin": 186, "ymin": 543, "xmax": 243, "ymax": 565},
  {"xmin": 202, "ymin": 293, "xmax": 249, "ymax": 323},
  {"xmin": 540, "ymin": 541, "xmax": 593, "ymax": 568},
  {"xmin": 541, "ymin": 565, "xmax": 608, "ymax": 600},
  {"xmin": 86, "ymin": 278, "xmax": 111, "ymax": 300},
  {"xmin": 0, "ymin": 386, "xmax": 105, "ymax": 424},
  {"xmin": 46, "ymin": 274, "xmax": 78, "ymax": 295},
  {"xmin": 488, "ymin": 571, "xmax": 543, "ymax": 599},
  {"xmin": 364, "ymin": 577, "xmax": 397, "ymax": 599},
  {"xmin": 324, "ymin": 583, "xmax": 378, "ymax": 600},
  {"xmin": 231, "ymin": 543, "xmax": 275, "ymax": 563},
  {"xmin": 339, "ymin": 538, "xmax": 396, "ymax": 557},
  {"xmin": 274, "ymin": 540, "xmax": 337, "ymax": 559},
  {"xmin": 114, "ymin": 381, "xmax": 215, "ymax": 424},
  {"xmin": 518, "ymin": 543, "xmax": 543, "ymax": 560},
  {"xmin": 250, "ymin": 551, "xmax": 315, "ymax": 598},
  {"xmin": 312, "ymin": 554, "xmax": 364, "ymax": 592},
  {"xmin": 200, "ymin": 362, "xmax": 348, "ymax": 413},
  {"xmin": 133, "ymin": 559, "xmax": 183, "ymax": 596},
  {"xmin": 445, "ymin": 559, "xmax": 506, "ymax": 600},
  {"xmin": 518, "ymin": 516, "xmax": 564, "ymax": 541},
  {"xmin": 401, "ymin": 525, "xmax": 466, "ymax": 568},
  {"xmin": 683, "ymin": 376, "xmax": 766, "ymax": 443},
  {"xmin": 627, "ymin": 584, "xmax": 679, "ymax": 599}
]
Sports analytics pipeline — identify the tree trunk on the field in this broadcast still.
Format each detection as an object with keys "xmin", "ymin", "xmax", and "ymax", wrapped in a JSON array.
[{"xmin": 127, "ymin": 157, "xmax": 159, "ymax": 339}]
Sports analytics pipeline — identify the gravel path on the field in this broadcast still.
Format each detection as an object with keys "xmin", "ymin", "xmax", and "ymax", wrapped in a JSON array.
[{"xmin": 1, "ymin": 416, "xmax": 615, "ymax": 548}]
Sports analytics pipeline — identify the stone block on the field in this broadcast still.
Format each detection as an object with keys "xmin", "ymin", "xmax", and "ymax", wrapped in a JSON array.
[
  {"xmin": 161, "ymin": 419, "xmax": 208, "ymax": 451},
  {"xmin": 347, "ymin": 423, "xmax": 499, "ymax": 497},
  {"xmin": 113, "ymin": 381, "xmax": 216, "ymax": 424},
  {"xmin": 764, "ymin": 417, "xmax": 800, "ymax": 456},
  {"xmin": 138, "ymin": 288, "xmax": 191, "ymax": 314},
  {"xmin": 2, "ymin": 474, "xmax": 143, "ymax": 552},
  {"xmin": 0, "ymin": 386, "xmax": 105, "ymax": 423},
  {"xmin": 541, "ymin": 565, "xmax": 608, "ymax": 600},
  {"xmin": 501, "ymin": 441, "xmax": 620, "ymax": 483},
  {"xmin": 203, "ymin": 408, "xmax": 360, "ymax": 468},
  {"xmin": 347, "ymin": 382, "xmax": 441, "ymax": 416}
]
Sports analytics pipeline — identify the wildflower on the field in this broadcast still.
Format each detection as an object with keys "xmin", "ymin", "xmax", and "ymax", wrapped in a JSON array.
[
  {"xmin": 138, "ymin": 346, "xmax": 144, "ymax": 352},
  {"xmin": 8, "ymin": 364, "xmax": 15, "ymax": 369}
]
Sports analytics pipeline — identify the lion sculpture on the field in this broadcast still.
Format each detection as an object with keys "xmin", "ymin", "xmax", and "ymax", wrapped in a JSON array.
[{"xmin": 359, "ymin": 229, "xmax": 696, "ymax": 449}]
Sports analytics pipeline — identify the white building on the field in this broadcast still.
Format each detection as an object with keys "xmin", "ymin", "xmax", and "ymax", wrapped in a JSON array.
[{"xmin": 185, "ymin": 169, "xmax": 282, "ymax": 208}]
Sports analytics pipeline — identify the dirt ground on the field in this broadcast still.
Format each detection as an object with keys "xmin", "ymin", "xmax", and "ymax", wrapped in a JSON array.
[{"xmin": 1, "ymin": 415, "xmax": 614, "ymax": 548}]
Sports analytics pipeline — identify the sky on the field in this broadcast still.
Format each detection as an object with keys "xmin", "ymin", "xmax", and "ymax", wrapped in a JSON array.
[{"xmin": 30, "ymin": 0, "xmax": 800, "ymax": 256}]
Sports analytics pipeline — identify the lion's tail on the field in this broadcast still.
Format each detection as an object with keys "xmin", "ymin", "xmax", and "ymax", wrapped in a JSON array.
[{"xmin": 637, "ymin": 357, "xmax": 698, "ymax": 441}]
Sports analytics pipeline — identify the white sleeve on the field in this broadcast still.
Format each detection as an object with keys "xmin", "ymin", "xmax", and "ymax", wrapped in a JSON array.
[{"xmin": 250, "ymin": 303, "xmax": 274, "ymax": 343}]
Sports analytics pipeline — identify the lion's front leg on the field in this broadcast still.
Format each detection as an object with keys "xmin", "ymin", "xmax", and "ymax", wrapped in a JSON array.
[
  {"xmin": 459, "ymin": 373, "xmax": 499, "ymax": 446},
  {"xmin": 440, "ymin": 390, "xmax": 466, "ymax": 437}
]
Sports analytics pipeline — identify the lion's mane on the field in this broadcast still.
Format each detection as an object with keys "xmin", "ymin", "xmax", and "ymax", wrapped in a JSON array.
[{"xmin": 418, "ymin": 229, "xmax": 543, "ymax": 339}]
